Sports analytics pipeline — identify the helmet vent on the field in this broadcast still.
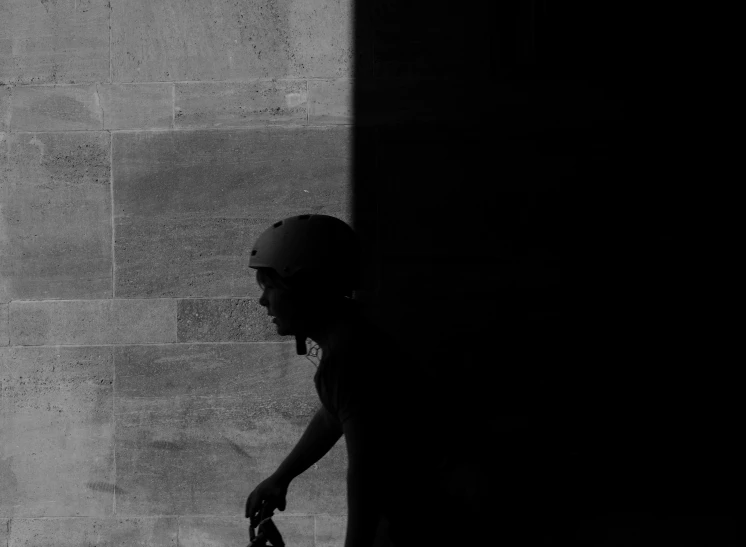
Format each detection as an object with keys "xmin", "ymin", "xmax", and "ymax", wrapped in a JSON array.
[
  {"xmin": 299, "ymin": 214, "xmax": 311, "ymax": 220},
  {"xmin": 273, "ymin": 220, "xmax": 283, "ymax": 228},
  {"xmin": 251, "ymin": 250, "xmax": 257, "ymax": 256}
]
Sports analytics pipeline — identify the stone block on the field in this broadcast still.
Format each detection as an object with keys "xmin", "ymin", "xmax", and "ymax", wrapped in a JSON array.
[
  {"xmin": 0, "ymin": 0, "xmax": 110, "ymax": 85},
  {"xmin": 316, "ymin": 515, "xmax": 347, "ymax": 547},
  {"xmin": 7, "ymin": 517, "xmax": 178, "ymax": 547},
  {"xmin": 0, "ymin": 133, "xmax": 7, "ymax": 302},
  {"xmin": 0, "ymin": 519, "xmax": 7, "ymax": 545},
  {"xmin": 11, "ymin": 84, "xmax": 102, "ymax": 131},
  {"xmin": 308, "ymin": 79, "xmax": 352, "ymax": 125},
  {"xmin": 113, "ymin": 127, "xmax": 351, "ymax": 298},
  {"xmin": 99, "ymin": 83, "xmax": 173, "ymax": 130},
  {"xmin": 111, "ymin": 0, "xmax": 352, "ymax": 82},
  {"xmin": 0, "ymin": 346, "xmax": 114, "ymax": 517},
  {"xmin": 1, "ymin": 86, "xmax": 10, "ymax": 131},
  {"xmin": 177, "ymin": 298, "xmax": 288, "ymax": 343},
  {"xmin": 0, "ymin": 303, "xmax": 8, "ymax": 345},
  {"xmin": 175, "ymin": 80, "xmax": 307, "ymax": 128},
  {"xmin": 0, "ymin": 131, "xmax": 111, "ymax": 301},
  {"xmin": 114, "ymin": 343, "xmax": 347, "ymax": 516},
  {"xmin": 178, "ymin": 516, "xmax": 313, "ymax": 547},
  {"xmin": 10, "ymin": 299, "xmax": 176, "ymax": 346},
  {"xmin": 290, "ymin": 0, "xmax": 353, "ymax": 78}
]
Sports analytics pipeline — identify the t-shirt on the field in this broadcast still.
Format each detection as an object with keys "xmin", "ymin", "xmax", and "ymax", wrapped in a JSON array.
[
  {"xmin": 312, "ymin": 305, "xmax": 452, "ymax": 541},
  {"xmin": 313, "ymin": 307, "xmax": 451, "ymax": 471}
]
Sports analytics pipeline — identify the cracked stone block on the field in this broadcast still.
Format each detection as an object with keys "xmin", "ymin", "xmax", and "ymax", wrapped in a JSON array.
[
  {"xmin": 114, "ymin": 342, "xmax": 346, "ymax": 516},
  {"xmin": 0, "ymin": 346, "xmax": 114, "ymax": 517},
  {"xmin": 0, "ymin": 0, "xmax": 110, "ymax": 85},
  {"xmin": 0, "ymin": 131, "xmax": 111, "ymax": 301}
]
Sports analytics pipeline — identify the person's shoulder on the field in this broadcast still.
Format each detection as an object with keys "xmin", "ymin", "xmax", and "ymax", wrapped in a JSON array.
[
  {"xmin": 325, "ymin": 315, "xmax": 398, "ymax": 379},
  {"xmin": 328, "ymin": 308, "xmax": 374, "ymax": 351}
]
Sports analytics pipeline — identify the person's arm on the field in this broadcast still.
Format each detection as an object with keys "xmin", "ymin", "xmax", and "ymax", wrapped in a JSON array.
[
  {"xmin": 272, "ymin": 405, "xmax": 343, "ymax": 484},
  {"xmin": 342, "ymin": 415, "xmax": 384, "ymax": 547},
  {"xmin": 246, "ymin": 406, "xmax": 343, "ymax": 523}
]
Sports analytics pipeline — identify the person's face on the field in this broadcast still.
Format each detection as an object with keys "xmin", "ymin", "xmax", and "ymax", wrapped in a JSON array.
[
  {"xmin": 257, "ymin": 273, "xmax": 303, "ymax": 336},
  {"xmin": 256, "ymin": 270, "xmax": 348, "ymax": 349},
  {"xmin": 259, "ymin": 279, "xmax": 297, "ymax": 336}
]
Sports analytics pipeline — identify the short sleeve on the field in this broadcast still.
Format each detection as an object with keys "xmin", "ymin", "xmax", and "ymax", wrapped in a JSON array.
[{"xmin": 314, "ymin": 346, "xmax": 377, "ymax": 424}]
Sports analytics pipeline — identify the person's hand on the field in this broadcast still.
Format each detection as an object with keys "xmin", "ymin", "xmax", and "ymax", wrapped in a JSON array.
[{"xmin": 245, "ymin": 474, "xmax": 290, "ymax": 526}]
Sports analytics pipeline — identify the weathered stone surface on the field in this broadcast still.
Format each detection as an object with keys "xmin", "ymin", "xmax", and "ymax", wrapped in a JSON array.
[
  {"xmin": 11, "ymin": 84, "xmax": 102, "ymax": 131},
  {"xmin": 0, "ymin": 346, "xmax": 114, "ymax": 517},
  {"xmin": 308, "ymin": 79, "xmax": 352, "ymax": 125},
  {"xmin": 10, "ymin": 299, "xmax": 176, "ymax": 346},
  {"xmin": 0, "ymin": 0, "xmax": 110, "ymax": 85},
  {"xmin": 0, "ymin": 519, "xmax": 7, "ymax": 545},
  {"xmin": 114, "ymin": 343, "xmax": 347, "ymax": 516},
  {"xmin": 0, "ymin": 131, "xmax": 111, "ymax": 301},
  {"xmin": 100, "ymin": 83, "xmax": 173, "ymax": 130},
  {"xmin": 175, "ymin": 80, "xmax": 307, "ymax": 128},
  {"xmin": 111, "ymin": 0, "xmax": 352, "ymax": 82},
  {"xmin": 0, "ymin": 133, "xmax": 8, "ymax": 303},
  {"xmin": 316, "ymin": 515, "xmax": 347, "ymax": 547},
  {"xmin": 177, "ymin": 298, "xmax": 288, "ymax": 343},
  {"xmin": 113, "ymin": 127, "xmax": 351, "ymax": 298},
  {"xmin": 178, "ymin": 516, "xmax": 313, "ymax": 547},
  {"xmin": 7, "ymin": 517, "xmax": 178, "ymax": 547},
  {"xmin": 0, "ymin": 303, "xmax": 8, "ymax": 345},
  {"xmin": 1, "ymin": 86, "xmax": 10, "ymax": 131}
]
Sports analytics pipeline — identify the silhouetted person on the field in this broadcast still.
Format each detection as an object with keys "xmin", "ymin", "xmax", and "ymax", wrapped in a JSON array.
[{"xmin": 244, "ymin": 214, "xmax": 486, "ymax": 546}]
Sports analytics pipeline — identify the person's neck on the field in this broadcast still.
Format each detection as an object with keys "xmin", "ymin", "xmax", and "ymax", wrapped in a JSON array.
[{"xmin": 307, "ymin": 299, "xmax": 362, "ymax": 355}]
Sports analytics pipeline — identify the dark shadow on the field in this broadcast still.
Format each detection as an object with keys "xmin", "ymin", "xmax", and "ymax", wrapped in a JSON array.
[{"xmin": 352, "ymin": 1, "xmax": 740, "ymax": 545}]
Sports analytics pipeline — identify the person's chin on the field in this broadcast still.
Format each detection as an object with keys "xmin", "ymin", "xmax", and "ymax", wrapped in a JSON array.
[{"xmin": 274, "ymin": 318, "xmax": 293, "ymax": 336}]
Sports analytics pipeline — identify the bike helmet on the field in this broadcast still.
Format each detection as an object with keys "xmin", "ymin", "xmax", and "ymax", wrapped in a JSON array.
[
  {"xmin": 249, "ymin": 214, "xmax": 363, "ymax": 356},
  {"xmin": 249, "ymin": 214, "xmax": 362, "ymax": 297}
]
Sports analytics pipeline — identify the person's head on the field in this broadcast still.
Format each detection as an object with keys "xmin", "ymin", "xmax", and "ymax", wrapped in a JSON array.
[
  {"xmin": 249, "ymin": 214, "xmax": 363, "ymax": 353},
  {"xmin": 256, "ymin": 266, "xmax": 357, "ymax": 338}
]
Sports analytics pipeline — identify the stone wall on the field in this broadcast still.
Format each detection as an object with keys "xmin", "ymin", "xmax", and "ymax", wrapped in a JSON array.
[{"xmin": 1, "ymin": 1, "xmax": 354, "ymax": 545}]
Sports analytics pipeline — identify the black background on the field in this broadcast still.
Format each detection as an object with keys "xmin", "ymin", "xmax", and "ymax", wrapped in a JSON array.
[{"xmin": 352, "ymin": 1, "xmax": 736, "ymax": 544}]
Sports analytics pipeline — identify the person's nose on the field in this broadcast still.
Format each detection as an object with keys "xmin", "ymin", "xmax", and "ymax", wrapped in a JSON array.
[{"xmin": 258, "ymin": 290, "xmax": 268, "ymax": 308}]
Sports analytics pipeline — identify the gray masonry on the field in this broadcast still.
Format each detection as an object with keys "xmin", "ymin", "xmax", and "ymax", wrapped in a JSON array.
[{"xmin": 0, "ymin": 1, "xmax": 355, "ymax": 545}]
